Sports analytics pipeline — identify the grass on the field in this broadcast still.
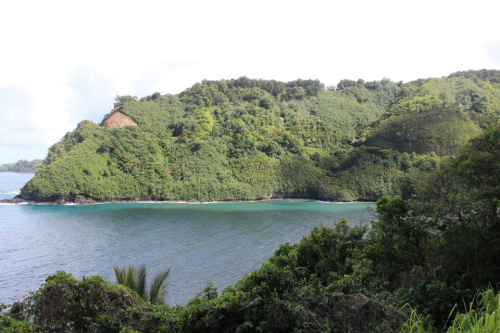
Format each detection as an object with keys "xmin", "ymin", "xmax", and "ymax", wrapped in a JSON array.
[{"xmin": 401, "ymin": 289, "xmax": 500, "ymax": 332}]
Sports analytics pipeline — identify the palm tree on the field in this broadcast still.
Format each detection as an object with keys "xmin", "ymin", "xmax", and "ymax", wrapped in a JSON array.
[{"xmin": 114, "ymin": 264, "xmax": 171, "ymax": 304}]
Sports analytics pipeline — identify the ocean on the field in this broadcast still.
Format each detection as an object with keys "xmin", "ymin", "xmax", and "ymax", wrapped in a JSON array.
[{"xmin": 0, "ymin": 172, "xmax": 375, "ymax": 305}]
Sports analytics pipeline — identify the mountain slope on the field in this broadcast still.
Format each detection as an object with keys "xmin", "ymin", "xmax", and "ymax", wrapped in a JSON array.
[
  {"xmin": 363, "ymin": 72, "xmax": 500, "ymax": 155},
  {"xmin": 18, "ymin": 71, "xmax": 500, "ymax": 202}
]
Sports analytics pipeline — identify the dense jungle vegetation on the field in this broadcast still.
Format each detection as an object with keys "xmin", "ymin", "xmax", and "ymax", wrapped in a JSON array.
[
  {"xmin": 0, "ymin": 159, "xmax": 42, "ymax": 173},
  {"xmin": 18, "ymin": 70, "xmax": 500, "ymax": 202},
  {"xmin": 2, "ymin": 121, "xmax": 500, "ymax": 331}
]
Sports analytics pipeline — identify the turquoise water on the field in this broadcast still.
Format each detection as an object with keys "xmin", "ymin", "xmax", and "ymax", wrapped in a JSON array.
[{"xmin": 0, "ymin": 172, "xmax": 375, "ymax": 305}]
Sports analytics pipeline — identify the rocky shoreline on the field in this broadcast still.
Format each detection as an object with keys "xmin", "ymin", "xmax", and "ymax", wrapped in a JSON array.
[{"xmin": 0, "ymin": 193, "xmax": 370, "ymax": 205}]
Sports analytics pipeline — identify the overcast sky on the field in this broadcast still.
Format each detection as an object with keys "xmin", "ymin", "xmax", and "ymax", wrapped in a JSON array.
[{"xmin": 1, "ymin": 0, "xmax": 499, "ymax": 164}]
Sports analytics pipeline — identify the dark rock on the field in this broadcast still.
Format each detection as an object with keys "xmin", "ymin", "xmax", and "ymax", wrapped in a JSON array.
[{"xmin": 0, "ymin": 197, "xmax": 29, "ymax": 204}]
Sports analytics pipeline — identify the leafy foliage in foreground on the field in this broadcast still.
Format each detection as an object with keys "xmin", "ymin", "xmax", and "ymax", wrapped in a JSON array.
[
  {"xmin": 3, "ymin": 271, "xmax": 142, "ymax": 332},
  {"xmin": 366, "ymin": 123, "xmax": 500, "ymax": 329},
  {"xmin": 402, "ymin": 289, "xmax": 500, "ymax": 333}
]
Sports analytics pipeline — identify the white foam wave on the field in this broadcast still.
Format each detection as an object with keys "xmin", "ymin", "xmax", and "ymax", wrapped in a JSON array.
[
  {"xmin": 318, "ymin": 200, "xmax": 375, "ymax": 204},
  {"xmin": 60, "ymin": 199, "xmax": 262, "ymax": 206},
  {"xmin": 1, "ymin": 198, "xmax": 373, "ymax": 206}
]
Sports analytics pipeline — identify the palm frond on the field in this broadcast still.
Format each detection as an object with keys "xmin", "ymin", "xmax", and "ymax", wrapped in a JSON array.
[
  {"xmin": 149, "ymin": 267, "xmax": 171, "ymax": 305},
  {"xmin": 114, "ymin": 264, "xmax": 171, "ymax": 304},
  {"xmin": 126, "ymin": 265, "xmax": 137, "ymax": 291},
  {"xmin": 114, "ymin": 265, "xmax": 127, "ymax": 285},
  {"xmin": 136, "ymin": 264, "xmax": 148, "ymax": 301}
]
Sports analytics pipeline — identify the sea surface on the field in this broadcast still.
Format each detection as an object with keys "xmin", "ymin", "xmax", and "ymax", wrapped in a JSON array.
[{"xmin": 0, "ymin": 172, "xmax": 375, "ymax": 305}]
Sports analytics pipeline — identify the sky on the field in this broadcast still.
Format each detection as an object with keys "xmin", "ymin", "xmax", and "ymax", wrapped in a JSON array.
[{"xmin": 0, "ymin": 0, "xmax": 499, "ymax": 164}]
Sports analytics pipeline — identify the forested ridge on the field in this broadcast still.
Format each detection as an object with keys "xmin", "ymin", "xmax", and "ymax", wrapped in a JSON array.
[
  {"xmin": 0, "ymin": 159, "xmax": 42, "ymax": 173},
  {"xmin": 17, "ymin": 70, "xmax": 500, "ymax": 202}
]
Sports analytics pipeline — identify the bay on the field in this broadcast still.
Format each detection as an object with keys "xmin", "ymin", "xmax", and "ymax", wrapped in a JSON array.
[{"xmin": 0, "ymin": 172, "xmax": 375, "ymax": 305}]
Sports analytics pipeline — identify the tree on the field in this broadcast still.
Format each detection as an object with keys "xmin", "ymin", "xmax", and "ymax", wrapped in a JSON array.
[
  {"xmin": 114, "ymin": 95, "xmax": 138, "ymax": 107},
  {"xmin": 114, "ymin": 264, "xmax": 171, "ymax": 304},
  {"xmin": 366, "ymin": 122, "xmax": 500, "ymax": 326}
]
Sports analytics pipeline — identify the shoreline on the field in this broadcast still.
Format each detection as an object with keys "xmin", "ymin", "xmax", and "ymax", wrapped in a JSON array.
[{"xmin": 0, "ymin": 193, "xmax": 375, "ymax": 206}]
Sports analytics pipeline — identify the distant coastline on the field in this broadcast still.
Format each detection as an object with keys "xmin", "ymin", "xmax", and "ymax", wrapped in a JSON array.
[{"xmin": 0, "ymin": 159, "xmax": 42, "ymax": 173}]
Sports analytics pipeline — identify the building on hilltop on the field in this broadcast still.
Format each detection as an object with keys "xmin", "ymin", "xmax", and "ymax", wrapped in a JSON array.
[{"xmin": 101, "ymin": 107, "xmax": 138, "ymax": 128}]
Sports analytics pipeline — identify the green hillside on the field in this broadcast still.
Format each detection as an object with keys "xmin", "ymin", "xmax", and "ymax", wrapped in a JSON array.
[
  {"xmin": 19, "ymin": 71, "xmax": 500, "ymax": 202},
  {"xmin": 364, "ymin": 71, "xmax": 500, "ymax": 155}
]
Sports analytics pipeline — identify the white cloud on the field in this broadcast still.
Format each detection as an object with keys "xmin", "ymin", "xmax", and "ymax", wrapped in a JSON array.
[
  {"xmin": 487, "ymin": 41, "xmax": 500, "ymax": 67},
  {"xmin": 0, "ymin": 0, "xmax": 499, "ymax": 163}
]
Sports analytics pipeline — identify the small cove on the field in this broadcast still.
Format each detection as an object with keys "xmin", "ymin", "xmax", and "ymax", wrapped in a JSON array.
[{"xmin": 0, "ymin": 172, "xmax": 375, "ymax": 305}]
